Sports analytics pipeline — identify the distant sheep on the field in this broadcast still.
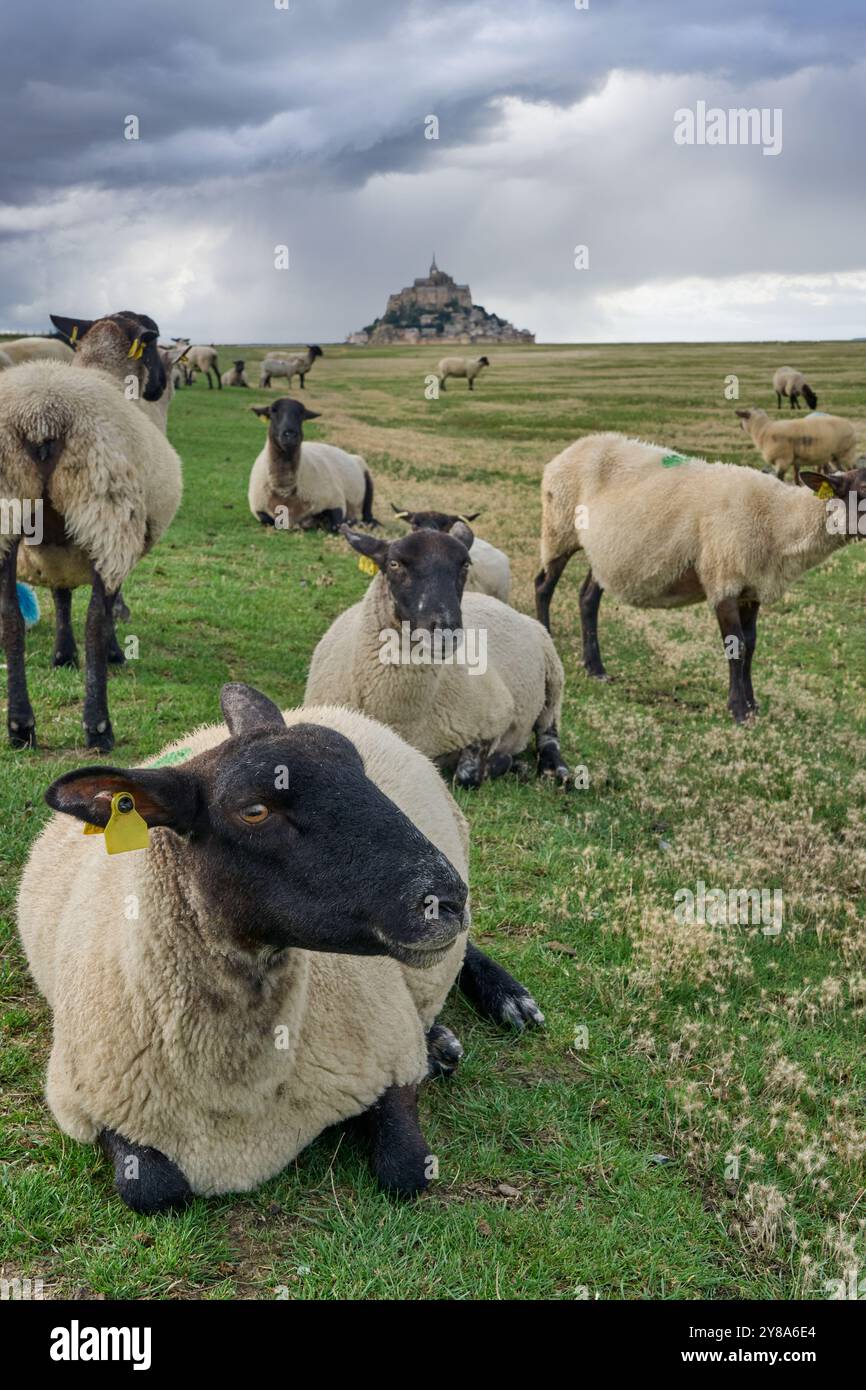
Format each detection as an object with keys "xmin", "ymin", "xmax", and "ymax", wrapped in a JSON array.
[
  {"xmin": 221, "ymin": 359, "xmax": 249, "ymax": 388},
  {"xmin": 737, "ymin": 407, "xmax": 857, "ymax": 484},
  {"xmin": 259, "ymin": 345, "xmax": 323, "ymax": 389},
  {"xmin": 773, "ymin": 367, "xmax": 817, "ymax": 411},
  {"xmin": 248, "ymin": 397, "xmax": 377, "ymax": 531},
  {"xmin": 139, "ymin": 343, "xmax": 193, "ymax": 434},
  {"xmin": 437, "ymin": 356, "xmax": 489, "ymax": 392},
  {"xmin": 390, "ymin": 504, "xmax": 511, "ymax": 603},
  {"xmin": 185, "ymin": 344, "xmax": 222, "ymax": 389},
  {"xmin": 535, "ymin": 430, "xmax": 866, "ymax": 722},
  {"xmin": 0, "ymin": 336, "xmax": 74, "ymax": 365}
]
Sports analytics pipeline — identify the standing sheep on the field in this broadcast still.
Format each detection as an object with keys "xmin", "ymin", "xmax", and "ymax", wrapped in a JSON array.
[
  {"xmin": 736, "ymin": 407, "xmax": 857, "ymax": 484},
  {"xmin": 0, "ymin": 311, "xmax": 182, "ymax": 750},
  {"xmin": 17, "ymin": 681, "xmax": 542, "ymax": 1211},
  {"xmin": 221, "ymin": 359, "xmax": 249, "ymax": 388},
  {"xmin": 773, "ymin": 367, "xmax": 817, "ymax": 411},
  {"xmin": 390, "ymin": 503, "xmax": 511, "ymax": 603},
  {"xmin": 305, "ymin": 524, "xmax": 569, "ymax": 787},
  {"xmin": 259, "ymin": 345, "xmax": 323, "ymax": 390},
  {"xmin": 534, "ymin": 430, "xmax": 866, "ymax": 723},
  {"xmin": 437, "ymin": 356, "xmax": 490, "ymax": 392},
  {"xmin": 248, "ymin": 397, "xmax": 377, "ymax": 531},
  {"xmin": 185, "ymin": 344, "xmax": 222, "ymax": 389}
]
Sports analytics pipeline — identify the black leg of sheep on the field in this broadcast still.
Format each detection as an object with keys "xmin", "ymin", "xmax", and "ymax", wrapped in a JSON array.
[
  {"xmin": 1, "ymin": 540, "xmax": 36, "ymax": 748},
  {"xmin": 457, "ymin": 942, "xmax": 545, "ymax": 1031},
  {"xmin": 51, "ymin": 587, "xmax": 78, "ymax": 668},
  {"xmin": 99, "ymin": 1128, "xmax": 192, "ymax": 1215}
]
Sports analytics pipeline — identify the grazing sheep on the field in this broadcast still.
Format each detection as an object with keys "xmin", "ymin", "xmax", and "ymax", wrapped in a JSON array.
[
  {"xmin": 0, "ymin": 312, "xmax": 182, "ymax": 751},
  {"xmin": 736, "ymin": 407, "xmax": 857, "ymax": 484},
  {"xmin": 259, "ymin": 345, "xmax": 323, "ymax": 390},
  {"xmin": 185, "ymin": 344, "xmax": 222, "ymax": 389},
  {"xmin": 773, "ymin": 366, "xmax": 817, "ymax": 412},
  {"xmin": 221, "ymin": 359, "xmax": 249, "ymax": 388},
  {"xmin": 17, "ymin": 681, "xmax": 542, "ymax": 1210},
  {"xmin": 437, "ymin": 355, "xmax": 490, "ymax": 392},
  {"xmin": 305, "ymin": 524, "xmax": 569, "ymax": 787},
  {"xmin": 390, "ymin": 503, "xmax": 511, "ymax": 603},
  {"xmin": 534, "ymin": 431, "xmax": 866, "ymax": 722},
  {"xmin": 248, "ymin": 397, "xmax": 377, "ymax": 531},
  {"xmin": 0, "ymin": 336, "xmax": 75, "ymax": 365}
]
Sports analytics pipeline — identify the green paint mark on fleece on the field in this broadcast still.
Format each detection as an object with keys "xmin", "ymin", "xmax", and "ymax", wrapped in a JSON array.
[
  {"xmin": 149, "ymin": 747, "xmax": 193, "ymax": 768},
  {"xmin": 660, "ymin": 452, "xmax": 688, "ymax": 467}
]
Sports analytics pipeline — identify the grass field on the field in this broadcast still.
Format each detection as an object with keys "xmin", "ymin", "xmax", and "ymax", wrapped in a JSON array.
[{"xmin": 2, "ymin": 340, "xmax": 866, "ymax": 1300}]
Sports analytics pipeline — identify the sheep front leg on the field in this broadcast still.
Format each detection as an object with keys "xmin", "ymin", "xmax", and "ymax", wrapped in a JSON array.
[
  {"xmin": 1, "ymin": 540, "xmax": 36, "ymax": 748},
  {"xmin": 775, "ymin": 391, "xmax": 782, "ymax": 410},
  {"xmin": 83, "ymin": 570, "xmax": 115, "ymax": 752},
  {"xmin": 715, "ymin": 596, "xmax": 752, "ymax": 724},
  {"xmin": 739, "ymin": 599, "xmax": 760, "ymax": 714},
  {"xmin": 365, "ymin": 1083, "xmax": 432, "ymax": 1199},
  {"xmin": 579, "ymin": 569, "xmax": 607, "ymax": 677},
  {"xmin": 534, "ymin": 552, "xmax": 572, "ymax": 631},
  {"xmin": 458, "ymin": 942, "xmax": 545, "ymax": 1030},
  {"xmin": 51, "ymin": 587, "xmax": 78, "ymax": 668},
  {"xmin": 99, "ymin": 1128, "xmax": 192, "ymax": 1214}
]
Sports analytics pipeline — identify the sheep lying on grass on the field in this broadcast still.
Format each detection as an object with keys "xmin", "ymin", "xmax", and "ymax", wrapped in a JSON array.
[
  {"xmin": 221, "ymin": 359, "xmax": 248, "ymax": 387},
  {"xmin": 390, "ymin": 503, "xmax": 511, "ymax": 603},
  {"xmin": 185, "ymin": 344, "xmax": 222, "ymax": 388},
  {"xmin": 259, "ymin": 345, "xmax": 323, "ymax": 389},
  {"xmin": 18, "ymin": 681, "xmax": 542, "ymax": 1211},
  {"xmin": 437, "ymin": 355, "xmax": 489, "ymax": 392},
  {"xmin": 0, "ymin": 336, "xmax": 74, "ymax": 365},
  {"xmin": 305, "ymin": 524, "xmax": 569, "ymax": 787},
  {"xmin": 773, "ymin": 367, "xmax": 817, "ymax": 411},
  {"xmin": 535, "ymin": 431, "xmax": 866, "ymax": 723},
  {"xmin": 737, "ymin": 407, "xmax": 857, "ymax": 484},
  {"xmin": 0, "ymin": 311, "xmax": 182, "ymax": 750},
  {"xmin": 248, "ymin": 397, "xmax": 377, "ymax": 531}
]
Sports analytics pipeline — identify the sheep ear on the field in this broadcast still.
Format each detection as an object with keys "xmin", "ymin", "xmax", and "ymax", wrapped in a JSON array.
[
  {"xmin": 220, "ymin": 683, "xmax": 286, "ymax": 736},
  {"xmin": 460, "ymin": 511, "xmax": 481, "ymax": 522},
  {"xmin": 801, "ymin": 471, "xmax": 845, "ymax": 497},
  {"xmin": 449, "ymin": 520, "xmax": 475, "ymax": 550},
  {"xmin": 50, "ymin": 315, "xmax": 94, "ymax": 347},
  {"xmin": 250, "ymin": 405, "xmax": 272, "ymax": 419},
  {"xmin": 301, "ymin": 407, "xmax": 321, "ymax": 420},
  {"xmin": 169, "ymin": 343, "xmax": 190, "ymax": 366},
  {"xmin": 390, "ymin": 503, "xmax": 410, "ymax": 518},
  {"xmin": 340, "ymin": 524, "xmax": 389, "ymax": 568},
  {"xmin": 735, "ymin": 410, "xmax": 750, "ymax": 419},
  {"xmin": 46, "ymin": 766, "xmax": 198, "ymax": 832}
]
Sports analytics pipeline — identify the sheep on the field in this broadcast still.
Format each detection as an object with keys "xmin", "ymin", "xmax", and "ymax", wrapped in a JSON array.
[
  {"xmin": 138, "ymin": 343, "xmax": 193, "ymax": 434},
  {"xmin": 248, "ymin": 397, "xmax": 377, "ymax": 531},
  {"xmin": 304, "ymin": 523, "xmax": 569, "ymax": 788},
  {"xmin": 736, "ymin": 407, "xmax": 857, "ymax": 484},
  {"xmin": 259, "ymin": 345, "xmax": 323, "ymax": 389},
  {"xmin": 390, "ymin": 503, "xmax": 511, "ymax": 603},
  {"xmin": 185, "ymin": 344, "xmax": 222, "ymax": 389},
  {"xmin": 773, "ymin": 367, "xmax": 817, "ymax": 412},
  {"xmin": 0, "ymin": 311, "xmax": 182, "ymax": 751},
  {"xmin": 437, "ymin": 355, "xmax": 490, "ymax": 392},
  {"xmin": 0, "ymin": 336, "xmax": 75, "ymax": 366},
  {"xmin": 17, "ymin": 680, "xmax": 543, "ymax": 1211},
  {"xmin": 534, "ymin": 430, "xmax": 866, "ymax": 723},
  {"xmin": 221, "ymin": 359, "xmax": 249, "ymax": 388}
]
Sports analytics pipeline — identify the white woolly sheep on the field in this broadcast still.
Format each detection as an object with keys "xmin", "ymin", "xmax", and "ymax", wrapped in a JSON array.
[
  {"xmin": 221, "ymin": 359, "xmax": 249, "ymax": 388},
  {"xmin": 17, "ymin": 681, "xmax": 542, "ymax": 1211},
  {"xmin": 534, "ymin": 430, "xmax": 866, "ymax": 722},
  {"xmin": 305, "ymin": 523, "xmax": 569, "ymax": 787},
  {"xmin": 259, "ymin": 345, "xmax": 323, "ymax": 390},
  {"xmin": 736, "ymin": 407, "xmax": 857, "ymax": 484},
  {"xmin": 390, "ymin": 503, "xmax": 511, "ymax": 603},
  {"xmin": 0, "ymin": 336, "xmax": 75, "ymax": 365},
  {"xmin": 772, "ymin": 366, "xmax": 817, "ymax": 412},
  {"xmin": 248, "ymin": 397, "xmax": 377, "ymax": 531},
  {"xmin": 437, "ymin": 355, "xmax": 490, "ymax": 392},
  {"xmin": 185, "ymin": 344, "xmax": 222, "ymax": 389},
  {"xmin": 1, "ymin": 311, "xmax": 182, "ymax": 751}
]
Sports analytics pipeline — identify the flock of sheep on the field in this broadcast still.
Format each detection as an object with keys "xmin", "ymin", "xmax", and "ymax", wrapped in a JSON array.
[{"xmin": 2, "ymin": 314, "xmax": 863, "ymax": 1212}]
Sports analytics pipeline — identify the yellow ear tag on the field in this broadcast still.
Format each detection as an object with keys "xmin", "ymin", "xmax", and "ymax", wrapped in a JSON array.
[
  {"xmin": 817, "ymin": 481, "xmax": 835, "ymax": 500},
  {"xmin": 69, "ymin": 325, "xmax": 78, "ymax": 345},
  {"xmin": 358, "ymin": 555, "xmax": 378, "ymax": 576},
  {"xmin": 128, "ymin": 337, "xmax": 140, "ymax": 359},
  {"xmin": 83, "ymin": 792, "xmax": 150, "ymax": 853}
]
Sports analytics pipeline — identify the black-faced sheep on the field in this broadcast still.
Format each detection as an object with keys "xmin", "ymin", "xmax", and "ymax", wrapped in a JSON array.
[
  {"xmin": 390, "ymin": 503, "xmax": 511, "ymax": 603},
  {"xmin": 773, "ymin": 367, "xmax": 817, "ymax": 411},
  {"xmin": 248, "ymin": 397, "xmax": 377, "ymax": 531},
  {"xmin": 221, "ymin": 359, "xmax": 249, "ymax": 388},
  {"xmin": 17, "ymin": 681, "xmax": 542, "ymax": 1211},
  {"xmin": 185, "ymin": 344, "xmax": 222, "ymax": 389},
  {"xmin": 736, "ymin": 407, "xmax": 857, "ymax": 484},
  {"xmin": 259, "ymin": 346, "xmax": 323, "ymax": 390},
  {"xmin": 437, "ymin": 356, "xmax": 490, "ymax": 392}
]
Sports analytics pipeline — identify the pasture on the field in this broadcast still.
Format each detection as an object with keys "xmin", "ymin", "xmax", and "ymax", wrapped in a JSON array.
[{"xmin": 2, "ymin": 340, "xmax": 865, "ymax": 1300}]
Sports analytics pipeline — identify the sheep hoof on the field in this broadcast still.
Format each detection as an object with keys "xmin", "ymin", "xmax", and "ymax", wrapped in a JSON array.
[
  {"xmin": 113, "ymin": 596, "xmax": 131, "ymax": 622},
  {"xmin": 459, "ymin": 947, "xmax": 545, "ymax": 1032},
  {"xmin": 99, "ymin": 1129, "xmax": 193, "ymax": 1215},
  {"xmin": 372, "ymin": 1143, "xmax": 431, "ymax": 1200},
  {"xmin": 52, "ymin": 649, "xmax": 79, "ymax": 669},
  {"xmin": 584, "ymin": 667, "xmax": 610, "ymax": 682},
  {"xmin": 8, "ymin": 718, "xmax": 37, "ymax": 750},
  {"xmin": 498, "ymin": 989, "xmax": 546, "ymax": 1031},
  {"xmin": 85, "ymin": 721, "xmax": 115, "ymax": 753},
  {"xmin": 106, "ymin": 641, "xmax": 126, "ymax": 666},
  {"xmin": 426, "ymin": 1023, "xmax": 464, "ymax": 1079}
]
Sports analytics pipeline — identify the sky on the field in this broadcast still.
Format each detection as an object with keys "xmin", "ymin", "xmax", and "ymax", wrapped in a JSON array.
[{"xmin": 1, "ymin": 0, "xmax": 864, "ymax": 343}]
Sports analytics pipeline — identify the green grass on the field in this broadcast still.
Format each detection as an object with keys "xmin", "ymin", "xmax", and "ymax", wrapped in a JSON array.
[{"xmin": 2, "ymin": 341, "xmax": 866, "ymax": 1300}]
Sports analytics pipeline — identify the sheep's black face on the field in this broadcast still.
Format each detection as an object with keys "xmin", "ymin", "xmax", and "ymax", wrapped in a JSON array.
[
  {"xmin": 308, "ymin": 345, "xmax": 324, "ymax": 358},
  {"xmin": 342, "ymin": 525, "xmax": 474, "ymax": 634},
  {"xmin": 234, "ymin": 360, "xmax": 245, "ymax": 370},
  {"xmin": 251, "ymin": 397, "xmax": 321, "ymax": 456},
  {"xmin": 44, "ymin": 685, "xmax": 467, "ymax": 968},
  {"xmin": 114, "ymin": 311, "xmax": 166, "ymax": 401}
]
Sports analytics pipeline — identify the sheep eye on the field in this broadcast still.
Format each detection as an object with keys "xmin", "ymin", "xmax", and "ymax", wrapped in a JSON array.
[{"xmin": 239, "ymin": 804, "xmax": 269, "ymax": 825}]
